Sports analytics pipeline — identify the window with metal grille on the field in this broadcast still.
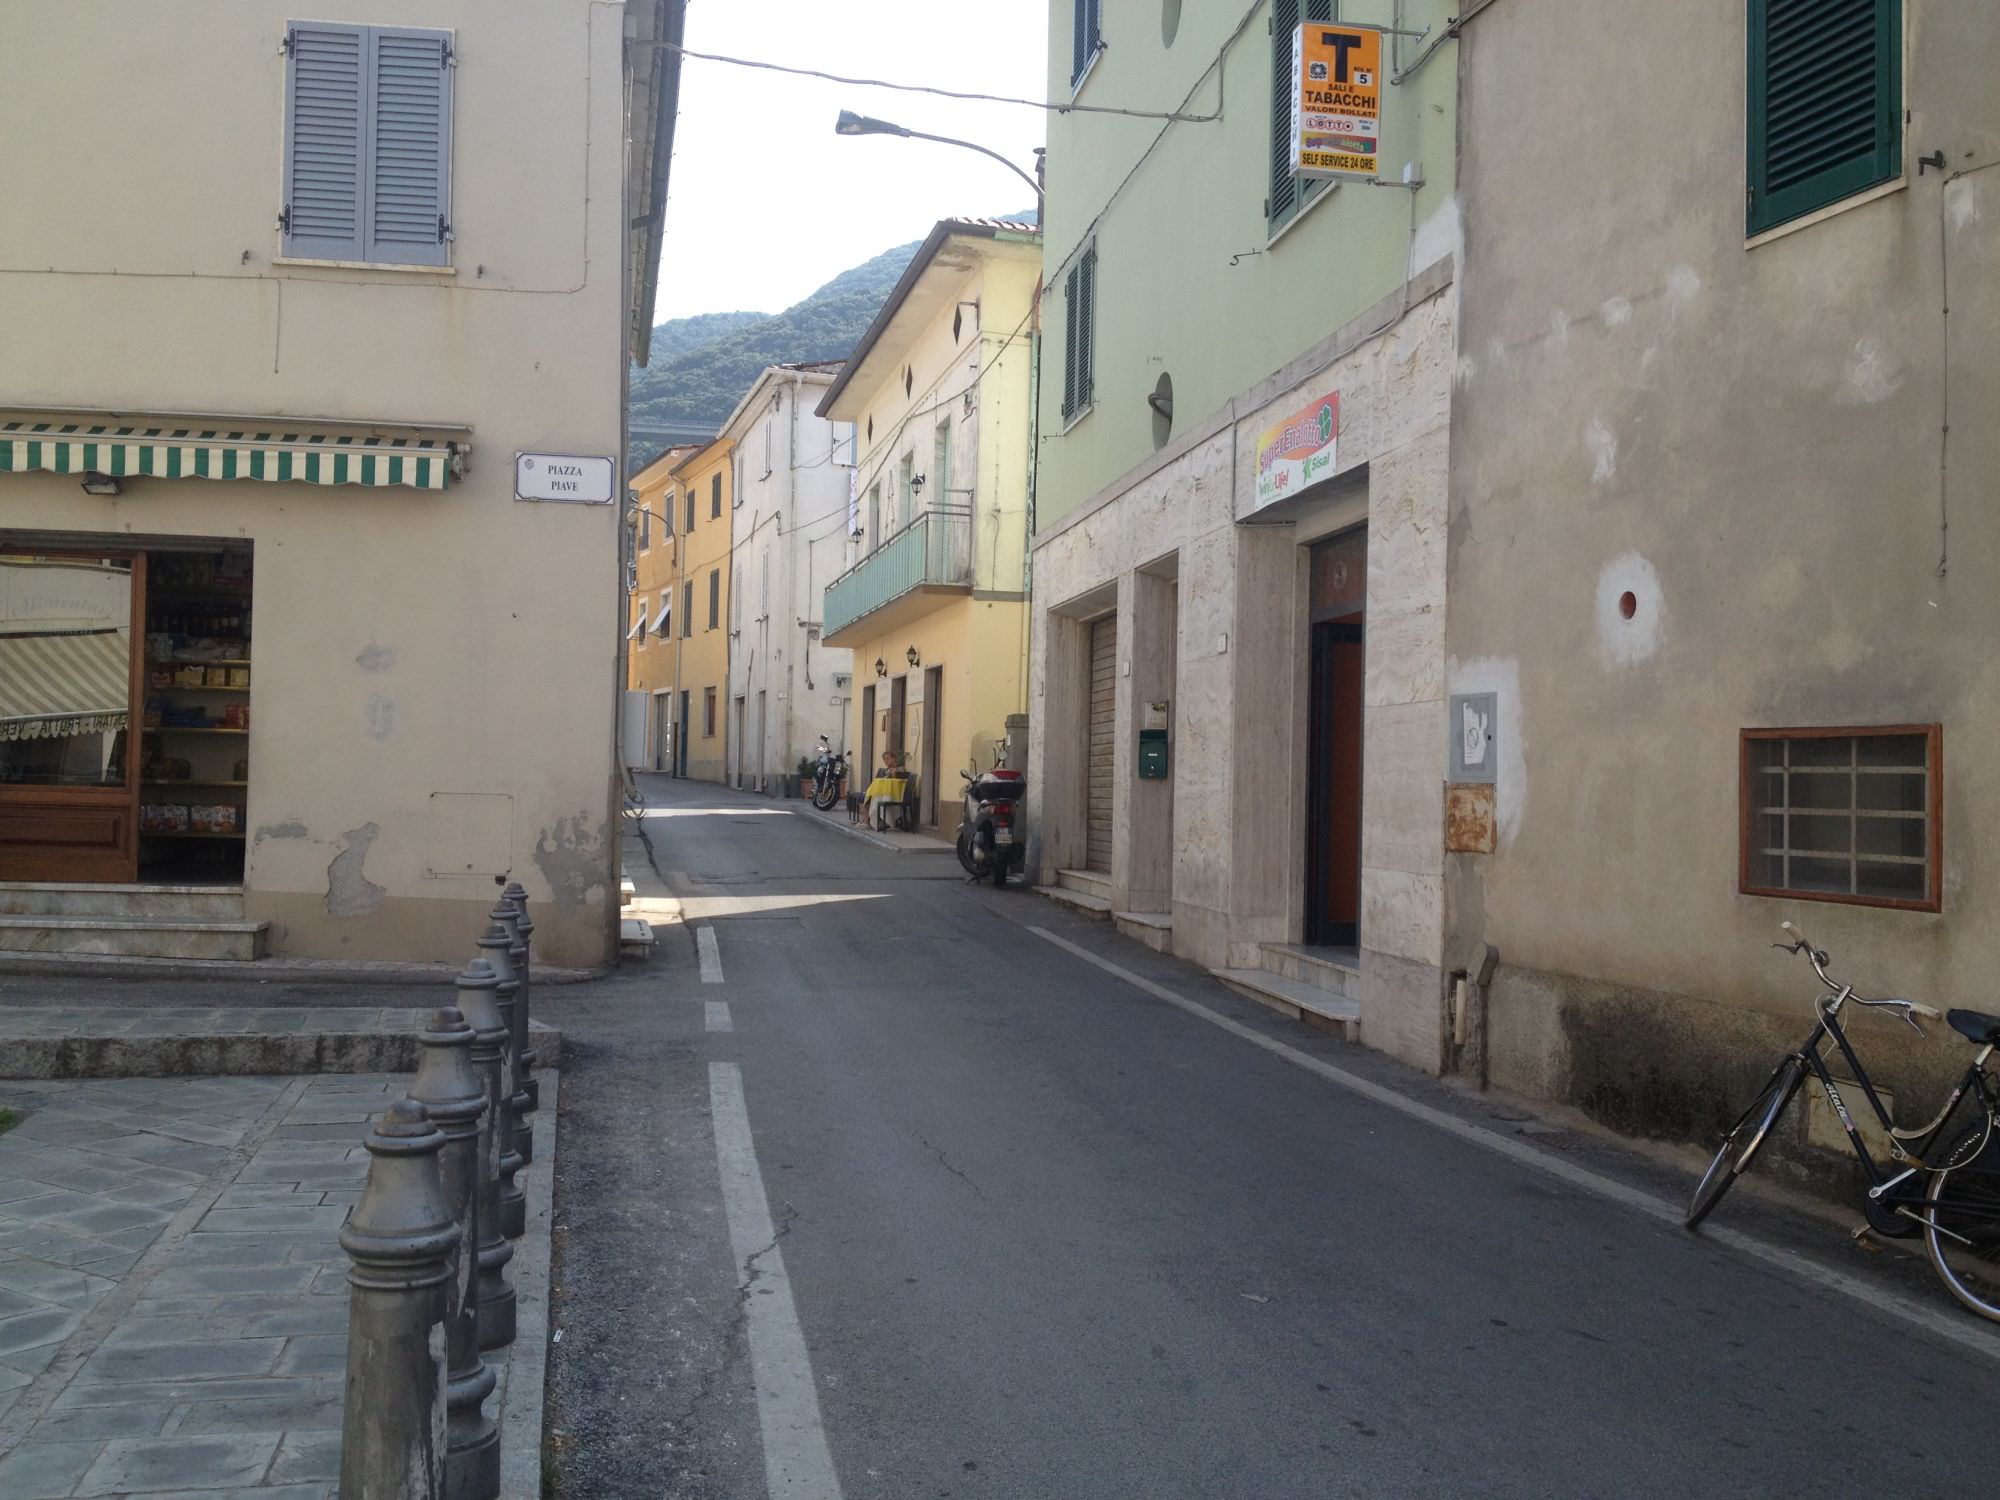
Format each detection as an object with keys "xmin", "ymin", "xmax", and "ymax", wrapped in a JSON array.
[
  {"xmin": 1268, "ymin": 0, "xmax": 1336, "ymax": 235},
  {"xmin": 283, "ymin": 22, "xmax": 453, "ymax": 266},
  {"xmin": 1740, "ymin": 726, "xmax": 1940, "ymax": 910},
  {"xmin": 1061, "ymin": 243, "xmax": 1097, "ymax": 423},
  {"xmin": 1746, "ymin": 0, "xmax": 1901, "ymax": 236},
  {"xmin": 1071, "ymin": 0, "xmax": 1103, "ymax": 90}
]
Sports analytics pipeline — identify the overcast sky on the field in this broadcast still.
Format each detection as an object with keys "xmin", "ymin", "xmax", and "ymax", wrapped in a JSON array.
[{"xmin": 653, "ymin": 1, "xmax": 1049, "ymax": 323}]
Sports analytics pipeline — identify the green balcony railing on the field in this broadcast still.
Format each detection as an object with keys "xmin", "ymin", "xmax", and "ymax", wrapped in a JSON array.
[{"xmin": 823, "ymin": 506, "xmax": 972, "ymax": 639}]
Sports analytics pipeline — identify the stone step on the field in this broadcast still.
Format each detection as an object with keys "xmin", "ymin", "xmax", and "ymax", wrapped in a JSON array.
[
  {"xmin": 1113, "ymin": 910, "xmax": 1172, "ymax": 954},
  {"xmin": 1212, "ymin": 967, "xmax": 1360, "ymax": 1040},
  {"xmin": 0, "ymin": 881, "xmax": 245, "ymax": 922},
  {"xmin": 1039, "ymin": 884, "xmax": 1112, "ymax": 919},
  {"xmin": 0, "ymin": 914, "xmax": 268, "ymax": 962},
  {"xmin": 1055, "ymin": 868, "xmax": 1112, "ymax": 902},
  {"xmin": 1259, "ymin": 943, "xmax": 1359, "ymax": 997}
]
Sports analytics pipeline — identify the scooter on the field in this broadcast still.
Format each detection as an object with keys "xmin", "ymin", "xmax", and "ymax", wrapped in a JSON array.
[
  {"xmin": 809, "ymin": 735, "xmax": 847, "ymax": 811},
  {"xmin": 956, "ymin": 756, "xmax": 1026, "ymax": 887}
]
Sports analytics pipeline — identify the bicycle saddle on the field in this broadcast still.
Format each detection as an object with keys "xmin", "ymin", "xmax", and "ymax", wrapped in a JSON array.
[{"xmin": 1947, "ymin": 1008, "xmax": 2000, "ymax": 1045}]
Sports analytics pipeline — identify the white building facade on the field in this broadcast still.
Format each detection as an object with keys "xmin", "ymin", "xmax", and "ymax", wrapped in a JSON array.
[{"xmin": 723, "ymin": 365, "xmax": 856, "ymax": 792}]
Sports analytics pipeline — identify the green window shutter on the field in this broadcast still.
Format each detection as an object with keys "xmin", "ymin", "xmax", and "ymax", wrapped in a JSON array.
[
  {"xmin": 683, "ymin": 580, "xmax": 694, "ymax": 636},
  {"xmin": 1747, "ymin": 0, "xmax": 1901, "ymax": 235},
  {"xmin": 1072, "ymin": 0, "xmax": 1101, "ymax": 88},
  {"xmin": 1268, "ymin": 0, "xmax": 1336, "ymax": 234},
  {"xmin": 1061, "ymin": 261, "xmax": 1082, "ymax": 419},
  {"xmin": 1077, "ymin": 246, "xmax": 1097, "ymax": 411}
]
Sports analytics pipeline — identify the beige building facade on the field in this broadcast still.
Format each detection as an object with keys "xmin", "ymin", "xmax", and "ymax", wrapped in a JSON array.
[
  {"xmin": 1447, "ymin": 1, "xmax": 2000, "ymax": 1164},
  {"xmin": 0, "ymin": 0, "xmax": 680, "ymax": 969}
]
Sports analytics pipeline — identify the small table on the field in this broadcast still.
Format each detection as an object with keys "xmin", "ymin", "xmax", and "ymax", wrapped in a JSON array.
[{"xmin": 864, "ymin": 775, "xmax": 913, "ymax": 832}]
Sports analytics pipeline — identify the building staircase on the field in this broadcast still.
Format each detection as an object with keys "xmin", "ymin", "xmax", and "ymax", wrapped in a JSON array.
[
  {"xmin": 0, "ymin": 883, "xmax": 268, "ymax": 962},
  {"xmin": 1044, "ymin": 868, "xmax": 1113, "ymax": 917},
  {"xmin": 1212, "ymin": 944, "xmax": 1360, "ymax": 1040}
]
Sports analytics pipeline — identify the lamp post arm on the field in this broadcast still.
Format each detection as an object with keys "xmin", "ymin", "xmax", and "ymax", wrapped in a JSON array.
[{"xmin": 898, "ymin": 128, "xmax": 1043, "ymax": 214}]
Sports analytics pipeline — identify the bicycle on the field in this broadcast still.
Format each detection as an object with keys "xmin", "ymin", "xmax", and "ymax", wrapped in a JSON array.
[{"xmin": 1685, "ymin": 921, "xmax": 2000, "ymax": 1322}]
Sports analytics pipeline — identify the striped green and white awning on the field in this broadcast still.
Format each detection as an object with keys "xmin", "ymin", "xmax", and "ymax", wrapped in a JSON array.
[{"xmin": 0, "ymin": 422, "xmax": 459, "ymax": 491}]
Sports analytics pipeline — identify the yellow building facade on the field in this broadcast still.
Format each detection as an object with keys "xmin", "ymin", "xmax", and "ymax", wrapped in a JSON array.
[
  {"xmin": 817, "ymin": 220, "xmax": 1040, "ymax": 831},
  {"xmin": 667, "ymin": 438, "xmax": 734, "ymax": 783},
  {"xmin": 627, "ymin": 446, "xmax": 694, "ymax": 771}
]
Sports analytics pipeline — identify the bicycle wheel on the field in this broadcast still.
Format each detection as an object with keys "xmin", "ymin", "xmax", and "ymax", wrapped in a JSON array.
[
  {"xmin": 1686, "ymin": 1057, "xmax": 1806, "ymax": 1229},
  {"xmin": 1925, "ymin": 1120, "xmax": 2000, "ymax": 1323}
]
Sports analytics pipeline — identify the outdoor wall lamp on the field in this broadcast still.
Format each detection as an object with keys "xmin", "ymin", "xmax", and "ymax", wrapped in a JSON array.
[
  {"xmin": 906, "ymin": 646, "xmax": 921, "ymax": 668},
  {"xmin": 874, "ymin": 657, "xmax": 888, "ymax": 678},
  {"xmin": 80, "ymin": 472, "xmax": 121, "ymax": 497}
]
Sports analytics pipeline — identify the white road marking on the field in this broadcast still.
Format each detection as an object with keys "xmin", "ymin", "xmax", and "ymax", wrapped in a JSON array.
[
  {"xmin": 706, "ymin": 1000, "xmax": 734, "ymax": 1033},
  {"xmin": 1027, "ymin": 924, "xmax": 2000, "ymax": 1367},
  {"xmin": 697, "ymin": 925, "xmax": 724, "ymax": 984},
  {"xmin": 708, "ymin": 1062, "xmax": 844, "ymax": 1498}
]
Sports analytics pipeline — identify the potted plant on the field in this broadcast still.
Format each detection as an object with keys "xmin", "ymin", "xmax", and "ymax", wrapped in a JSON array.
[{"xmin": 796, "ymin": 756, "xmax": 817, "ymax": 798}]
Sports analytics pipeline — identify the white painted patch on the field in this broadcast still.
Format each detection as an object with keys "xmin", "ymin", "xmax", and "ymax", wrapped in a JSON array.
[
  {"xmin": 708, "ymin": 1063, "xmax": 844, "ymax": 1497},
  {"xmin": 697, "ymin": 925, "xmax": 723, "ymax": 984},
  {"xmin": 1585, "ymin": 417, "xmax": 1619, "ymax": 484},
  {"xmin": 1835, "ymin": 336, "xmax": 1904, "ymax": 405},
  {"xmin": 1594, "ymin": 551, "xmax": 1666, "ymax": 668},
  {"xmin": 1409, "ymin": 193, "xmax": 1462, "ymax": 276},
  {"xmin": 1454, "ymin": 353, "xmax": 1478, "ymax": 386},
  {"xmin": 705, "ymin": 1000, "xmax": 733, "ymax": 1033},
  {"xmin": 1665, "ymin": 264, "xmax": 1702, "ymax": 308},
  {"xmin": 1549, "ymin": 307, "xmax": 1571, "ymax": 346},
  {"xmin": 1447, "ymin": 656, "xmax": 1526, "ymax": 845},
  {"xmin": 1946, "ymin": 177, "xmax": 1982, "ymax": 233},
  {"xmin": 1023, "ymin": 927, "xmax": 2000, "ymax": 1372},
  {"xmin": 1600, "ymin": 296, "xmax": 1633, "ymax": 328}
]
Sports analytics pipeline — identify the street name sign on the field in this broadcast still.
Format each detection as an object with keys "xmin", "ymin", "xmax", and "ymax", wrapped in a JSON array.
[{"xmin": 515, "ymin": 452, "xmax": 614, "ymax": 504}]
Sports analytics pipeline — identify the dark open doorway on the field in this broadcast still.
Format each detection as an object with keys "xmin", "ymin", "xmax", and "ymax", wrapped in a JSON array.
[{"xmin": 1304, "ymin": 530, "xmax": 1365, "ymax": 948}]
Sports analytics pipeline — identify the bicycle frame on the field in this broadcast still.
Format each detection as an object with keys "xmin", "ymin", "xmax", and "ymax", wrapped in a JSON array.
[{"xmin": 1796, "ymin": 991, "xmax": 2000, "ymax": 1207}]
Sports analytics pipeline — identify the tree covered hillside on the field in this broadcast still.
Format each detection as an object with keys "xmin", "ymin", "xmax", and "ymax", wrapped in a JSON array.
[{"xmin": 630, "ymin": 240, "xmax": 920, "ymax": 434}]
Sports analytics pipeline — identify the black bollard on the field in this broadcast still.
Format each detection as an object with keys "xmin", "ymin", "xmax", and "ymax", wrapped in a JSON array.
[{"xmin": 454, "ymin": 962, "xmax": 516, "ymax": 1351}]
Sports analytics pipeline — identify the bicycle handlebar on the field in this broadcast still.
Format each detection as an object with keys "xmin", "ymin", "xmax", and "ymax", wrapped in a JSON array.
[{"xmin": 1779, "ymin": 923, "xmax": 1942, "ymax": 1032}]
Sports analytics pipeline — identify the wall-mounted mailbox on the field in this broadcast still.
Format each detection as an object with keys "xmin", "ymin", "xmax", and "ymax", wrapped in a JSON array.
[{"xmin": 1138, "ymin": 729, "xmax": 1170, "ymax": 779}]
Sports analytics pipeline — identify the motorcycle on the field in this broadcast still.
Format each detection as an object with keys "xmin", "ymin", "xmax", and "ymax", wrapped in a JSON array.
[
  {"xmin": 809, "ymin": 735, "xmax": 847, "ymax": 811},
  {"xmin": 956, "ymin": 756, "xmax": 1026, "ymax": 887}
]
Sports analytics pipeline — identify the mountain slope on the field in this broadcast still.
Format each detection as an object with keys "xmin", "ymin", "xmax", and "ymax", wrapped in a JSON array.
[{"xmin": 630, "ymin": 240, "xmax": 920, "ymax": 434}]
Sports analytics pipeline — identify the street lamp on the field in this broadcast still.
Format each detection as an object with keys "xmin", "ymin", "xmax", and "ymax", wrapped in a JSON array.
[{"xmin": 834, "ymin": 110, "xmax": 1042, "ymax": 220}]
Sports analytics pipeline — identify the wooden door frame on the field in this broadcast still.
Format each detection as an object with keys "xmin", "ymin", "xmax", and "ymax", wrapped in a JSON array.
[{"xmin": 0, "ymin": 548, "xmax": 146, "ymax": 882}]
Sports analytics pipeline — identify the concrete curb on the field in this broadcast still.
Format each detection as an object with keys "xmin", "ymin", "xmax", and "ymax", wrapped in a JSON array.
[
  {"xmin": 0, "ymin": 951, "xmax": 604, "ymax": 985},
  {"xmin": 0, "ymin": 1018, "xmax": 564, "ymax": 1080},
  {"xmin": 498, "ymin": 1064, "xmax": 559, "ymax": 1499},
  {"xmin": 790, "ymin": 803, "xmax": 958, "ymax": 856}
]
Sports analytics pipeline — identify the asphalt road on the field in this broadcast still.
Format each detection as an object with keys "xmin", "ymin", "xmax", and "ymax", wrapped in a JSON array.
[{"xmin": 542, "ymin": 774, "xmax": 2000, "ymax": 1499}]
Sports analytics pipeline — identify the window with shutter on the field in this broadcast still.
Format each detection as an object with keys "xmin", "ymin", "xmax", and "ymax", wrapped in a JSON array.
[
  {"xmin": 682, "ymin": 581, "xmax": 694, "ymax": 637},
  {"xmin": 1061, "ymin": 243, "xmax": 1097, "ymax": 424},
  {"xmin": 283, "ymin": 21, "xmax": 452, "ymax": 266},
  {"xmin": 1071, "ymin": 0, "xmax": 1103, "ymax": 90},
  {"xmin": 711, "ymin": 472, "xmax": 723, "ymax": 518},
  {"xmin": 1747, "ymin": 0, "xmax": 1901, "ymax": 235},
  {"xmin": 1268, "ymin": 0, "xmax": 1337, "ymax": 235}
]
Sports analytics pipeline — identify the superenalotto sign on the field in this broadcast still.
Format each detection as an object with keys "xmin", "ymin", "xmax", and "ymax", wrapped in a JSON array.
[
  {"xmin": 1254, "ymin": 390, "xmax": 1339, "ymax": 510},
  {"xmin": 1291, "ymin": 22, "xmax": 1382, "ymax": 182},
  {"xmin": 515, "ymin": 452, "xmax": 614, "ymax": 504}
]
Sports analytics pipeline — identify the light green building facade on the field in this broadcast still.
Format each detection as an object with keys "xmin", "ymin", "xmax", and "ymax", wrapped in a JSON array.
[{"xmin": 1029, "ymin": 0, "xmax": 1465, "ymax": 1073}]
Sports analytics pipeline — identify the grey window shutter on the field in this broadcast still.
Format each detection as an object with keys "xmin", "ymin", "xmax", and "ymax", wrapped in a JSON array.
[
  {"xmin": 365, "ymin": 27, "xmax": 453, "ymax": 266},
  {"xmin": 284, "ymin": 23, "xmax": 367, "ymax": 260},
  {"xmin": 1076, "ymin": 247, "xmax": 1096, "ymax": 411},
  {"xmin": 1062, "ymin": 262, "xmax": 1081, "ymax": 418}
]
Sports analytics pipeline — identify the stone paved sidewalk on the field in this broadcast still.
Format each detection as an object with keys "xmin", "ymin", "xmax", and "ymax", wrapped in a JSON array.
[{"xmin": 0, "ymin": 1071, "xmax": 556, "ymax": 1498}]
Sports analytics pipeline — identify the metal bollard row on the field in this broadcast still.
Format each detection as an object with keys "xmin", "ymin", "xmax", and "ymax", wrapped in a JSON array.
[{"xmin": 338, "ymin": 888, "xmax": 541, "ymax": 1500}]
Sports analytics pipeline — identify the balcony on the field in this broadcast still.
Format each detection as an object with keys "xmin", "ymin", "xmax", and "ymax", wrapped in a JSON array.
[{"xmin": 822, "ymin": 505, "xmax": 973, "ymax": 645}]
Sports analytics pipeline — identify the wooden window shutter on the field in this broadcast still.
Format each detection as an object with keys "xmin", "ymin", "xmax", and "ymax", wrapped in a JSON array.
[
  {"xmin": 1077, "ymin": 246, "xmax": 1097, "ymax": 411},
  {"xmin": 1268, "ymin": 0, "xmax": 1336, "ymax": 234},
  {"xmin": 1747, "ymin": 0, "xmax": 1901, "ymax": 235},
  {"xmin": 1072, "ymin": 0, "xmax": 1100, "ymax": 88},
  {"xmin": 283, "ymin": 23, "xmax": 367, "ymax": 259},
  {"xmin": 365, "ymin": 27, "xmax": 453, "ymax": 266},
  {"xmin": 683, "ymin": 580, "xmax": 694, "ymax": 636}
]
